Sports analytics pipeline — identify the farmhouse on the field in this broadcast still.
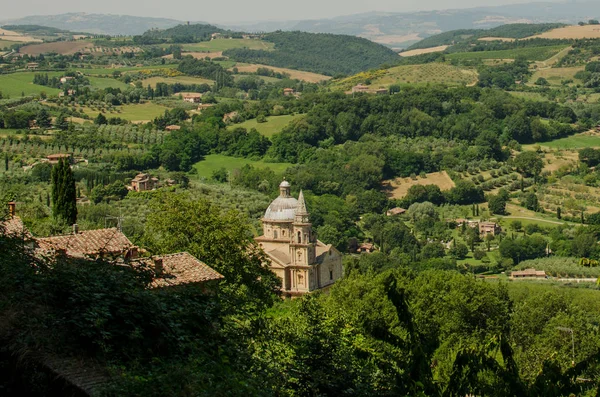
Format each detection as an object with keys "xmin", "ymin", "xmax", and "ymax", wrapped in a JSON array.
[
  {"xmin": 352, "ymin": 84, "xmax": 370, "ymax": 93},
  {"xmin": 376, "ymin": 88, "xmax": 388, "ymax": 95},
  {"xmin": 387, "ymin": 207, "xmax": 406, "ymax": 216},
  {"xmin": 47, "ymin": 153, "xmax": 73, "ymax": 164},
  {"xmin": 60, "ymin": 76, "xmax": 74, "ymax": 83},
  {"xmin": 130, "ymin": 173, "xmax": 158, "ymax": 192},
  {"xmin": 283, "ymin": 88, "xmax": 296, "ymax": 96},
  {"xmin": 357, "ymin": 242, "xmax": 376, "ymax": 253},
  {"xmin": 479, "ymin": 222, "xmax": 501, "ymax": 236},
  {"xmin": 26, "ymin": 62, "xmax": 39, "ymax": 70},
  {"xmin": 182, "ymin": 93, "xmax": 202, "ymax": 103},
  {"xmin": 511, "ymin": 269, "xmax": 547, "ymax": 279},
  {"xmin": 255, "ymin": 181, "xmax": 343, "ymax": 298},
  {"xmin": 165, "ymin": 125, "xmax": 181, "ymax": 131}
]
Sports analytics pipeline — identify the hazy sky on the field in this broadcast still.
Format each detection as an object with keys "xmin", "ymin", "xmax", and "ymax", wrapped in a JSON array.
[{"xmin": 3, "ymin": 0, "xmax": 556, "ymax": 23}]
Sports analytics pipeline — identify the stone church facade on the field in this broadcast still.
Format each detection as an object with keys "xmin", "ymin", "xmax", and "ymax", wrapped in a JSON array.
[{"xmin": 255, "ymin": 181, "xmax": 343, "ymax": 297}]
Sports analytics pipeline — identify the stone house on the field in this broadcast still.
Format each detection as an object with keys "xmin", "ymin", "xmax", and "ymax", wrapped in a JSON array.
[
  {"xmin": 130, "ymin": 173, "xmax": 158, "ymax": 192},
  {"xmin": 255, "ymin": 181, "xmax": 343, "ymax": 297},
  {"xmin": 479, "ymin": 222, "xmax": 501, "ymax": 236}
]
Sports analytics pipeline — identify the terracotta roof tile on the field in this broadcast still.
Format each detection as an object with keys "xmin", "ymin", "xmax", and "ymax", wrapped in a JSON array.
[
  {"xmin": 1, "ymin": 216, "xmax": 32, "ymax": 239},
  {"xmin": 36, "ymin": 228, "xmax": 133, "ymax": 258},
  {"xmin": 134, "ymin": 252, "xmax": 224, "ymax": 288}
]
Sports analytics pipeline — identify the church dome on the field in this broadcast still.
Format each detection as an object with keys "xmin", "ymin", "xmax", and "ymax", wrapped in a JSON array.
[{"xmin": 264, "ymin": 196, "xmax": 298, "ymax": 221}]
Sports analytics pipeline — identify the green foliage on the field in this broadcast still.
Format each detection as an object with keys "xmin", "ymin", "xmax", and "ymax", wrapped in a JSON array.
[
  {"xmin": 50, "ymin": 158, "xmax": 77, "ymax": 225},
  {"xmin": 142, "ymin": 193, "xmax": 280, "ymax": 313},
  {"xmin": 514, "ymin": 151, "xmax": 544, "ymax": 178},
  {"xmin": 224, "ymin": 31, "xmax": 400, "ymax": 76}
]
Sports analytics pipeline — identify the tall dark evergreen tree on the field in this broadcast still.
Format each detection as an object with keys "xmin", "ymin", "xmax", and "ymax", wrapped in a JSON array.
[{"xmin": 51, "ymin": 158, "xmax": 77, "ymax": 225}]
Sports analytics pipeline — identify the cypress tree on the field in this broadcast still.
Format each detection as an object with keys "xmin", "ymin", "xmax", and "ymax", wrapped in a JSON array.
[
  {"xmin": 557, "ymin": 207, "xmax": 562, "ymax": 219},
  {"xmin": 51, "ymin": 158, "xmax": 77, "ymax": 224}
]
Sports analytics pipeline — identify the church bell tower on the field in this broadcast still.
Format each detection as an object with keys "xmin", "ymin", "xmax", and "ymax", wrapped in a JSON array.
[{"xmin": 291, "ymin": 191, "xmax": 316, "ymax": 266}]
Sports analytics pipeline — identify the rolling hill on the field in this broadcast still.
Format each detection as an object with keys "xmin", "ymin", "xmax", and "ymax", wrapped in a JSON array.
[{"xmin": 223, "ymin": 31, "xmax": 400, "ymax": 76}]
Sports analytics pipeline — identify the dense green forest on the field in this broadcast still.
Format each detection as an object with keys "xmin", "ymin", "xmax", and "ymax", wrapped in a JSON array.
[
  {"xmin": 408, "ymin": 23, "xmax": 566, "ymax": 50},
  {"xmin": 224, "ymin": 31, "xmax": 400, "ymax": 76},
  {"xmin": 134, "ymin": 23, "xmax": 230, "ymax": 44}
]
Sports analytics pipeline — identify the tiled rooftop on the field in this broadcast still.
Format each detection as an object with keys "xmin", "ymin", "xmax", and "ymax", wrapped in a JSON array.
[
  {"xmin": 36, "ymin": 228, "xmax": 134, "ymax": 258},
  {"xmin": 133, "ymin": 252, "xmax": 224, "ymax": 288}
]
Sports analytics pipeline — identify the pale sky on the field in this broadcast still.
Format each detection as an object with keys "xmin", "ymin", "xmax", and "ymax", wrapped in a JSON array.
[{"xmin": 2, "ymin": 0, "xmax": 558, "ymax": 23}]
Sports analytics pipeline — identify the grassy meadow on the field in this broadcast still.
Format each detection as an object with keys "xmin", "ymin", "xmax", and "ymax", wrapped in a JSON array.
[
  {"xmin": 182, "ymin": 39, "xmax": 274, "ymax": 52},
  {"xmin": 0, "ymin": 72, "xmax": 62, "ymax": 97},
  {"xmin": 140, "ymin": 75, "xmax": 214, "ymax": 88},
  {"xmin": 193, "ymin": 154, "xmax": 292, "ymax": 179},
  {"xmin": 446, "ymin": 45, "xmax": 568, "ymax": 61},
  {"xmin": 87, "ymin": 76, "xmax": 131, "ymax": 90},
  {"xmin": 81, "ymin": 102, "xmax": 169, "ymax": 122},
  {"xmin": 227, "ymin": 114, "xmax": 303, "ymax": 137},
  {"xmin": 534, "ymin": 134, "xmax": 600, "ymax": 149}
]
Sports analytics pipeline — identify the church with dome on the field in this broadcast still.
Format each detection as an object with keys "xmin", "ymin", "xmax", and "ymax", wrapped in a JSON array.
[{"xmin": 255, "ymin": 180, "xmax": 343, "ymax": 297}]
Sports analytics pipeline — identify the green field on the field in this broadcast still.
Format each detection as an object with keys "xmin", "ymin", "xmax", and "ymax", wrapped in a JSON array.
[
  {"xmin": 0, "ymin": 72, "xmax": 61, "ymax": 97},
  {"xmin": 182, "ymin": 39, "xmax": 274, "ymax": 52},
  {"xmin": 87, "ymin": 76, "xmax": 131, "ymax": 90},
  {"xmin": 81, "ymin": 102, "xmax": 168, "ymax": 122},
  {"xmin": 141, "ymin": 75, "xmax": 214, "ymax": 88},
  {"xmin": 76, "ymin": 64, "xmax": 176, "ymax": 76},
  {"xmin": 447, "ymin": 45, "xmax": 568, "ymax": 61},
  {"xmin": 194, "ymin": 154, "xmax": 292, "ymax": 179},
  {"xmin": 0, "ymin": 40, "xmax": 16, "ymax": 50},
  {"xmin": 534, "ymin": 134, "xmax": 600, "ymax": 149},
  {"xmin": 227, "ymin": 114, "xmax": 303, "ymax": 137}
]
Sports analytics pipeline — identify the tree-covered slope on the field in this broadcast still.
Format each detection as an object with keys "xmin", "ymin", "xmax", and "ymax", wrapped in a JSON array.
[
  {"xmin": 408, "ymin": 23, "xmax": 566, "ymax": 50},
  {"xmin": 224, "ymin": 31, "xmax": 400, "ymax": 76},
  {"xmin": 139, "ymin": 23, "xmax": 230, "ymax": 43}
]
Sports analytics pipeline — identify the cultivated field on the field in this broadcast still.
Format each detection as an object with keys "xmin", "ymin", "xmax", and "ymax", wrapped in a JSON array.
[
  {"xmin": 80, "ymin": 103, "xmax": 169, "ymax": 123},
  {"xmin": 382, "ymin": 171, "xmax": 456, "ymax": 199},
  {"xmin": 140, "ymin": 75, "xmax": 214, "ymax": 88},
  {"xmin": 227, "ymin": 114, "xmax": 304, "ymax": 137},
  {"xmin": 533, "ymin": 133, "xmax": 600, "ymax": 150},
  {"xmin": 529, "ymin": 25, "xmax": 600, "ymax": 40},
  {"xmin": 193, "ymin": 154, "xmax": 292, "ymax": 179},
  {"xmin": 399, "ymin": 45, "xmax": 449, "ymax": 57},
  {"xmin": 446, "ymin": 45, "xmax": 568, "ymax": 62},
  {"xmin": 163, "ymin": 51, "xmax": 224, "ymax": 60},
  {"xmin": 79, "ymin": 64, "xmax": 176, "ymax": 76},
  {"xmin": 477, "ymin": 37, "xmax": 516, "ymax": 42},
  {"xmin": 230, "ymin": 63, "xmax": 331, "ymax": 83},
  {"xmin": 0, "ymin": 72, "xmax": 61, "ymax": 97},
  {"xmin": 182, "ymin": 38, "xmax": 274, "ymax": 52},
  {"xmin": 0, "ymin": 28, "xmax": 41, "ymax": 42},
  {"xmin": 530, "ymin": 66, "xmax": 584, "ymax": 85},
  {"xmin": 87, "ymin": 76, "xmax": 131, "ymax": 90},
  {"xmin": 377, "ymin": 63, "xmax": 478, "ymax": 86},
  {"xmin": 19, "ymin": 41, "xmax": 94, "ymax": 55}
]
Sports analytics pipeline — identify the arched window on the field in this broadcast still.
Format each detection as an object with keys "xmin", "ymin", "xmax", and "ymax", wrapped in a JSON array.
[
  {"xmin": 274, "ymin": 230, "xmax": 278, "ymax": 239},
  {"xmin": 297, "ymin": 231, "xmax": 302, "ymax": 243},
  {"xmin": 282, "ymin": 229, "xmax": 286, "ymax": 236}
]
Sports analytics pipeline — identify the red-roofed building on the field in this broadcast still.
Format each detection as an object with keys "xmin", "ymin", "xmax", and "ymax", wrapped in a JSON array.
[
  {"xmin": 36, "ymin": 226, "xmax": 136, "ymax": 260},
  {"xmin": 132, "ymin": 252, "xmax": 224, "ymax": 289}
]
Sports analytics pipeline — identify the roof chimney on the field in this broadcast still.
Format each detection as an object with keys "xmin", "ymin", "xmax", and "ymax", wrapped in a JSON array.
[
  {"xmin": 72, "ymin": 224, "xmax": 79, "ymax": 234},
  {"xmin": 7, "ymin": 201, "xmax": 16, "ymax": 218},
  {"xmin": 154, "ymin": 257, "xmax": 164, "ymax": 276}
]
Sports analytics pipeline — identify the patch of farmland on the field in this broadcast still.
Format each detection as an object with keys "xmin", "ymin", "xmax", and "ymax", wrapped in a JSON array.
[
  {"xmin": 0, "ymin": 28, "xmax": 41, "ymax": 43},
  {"xmin": 80, "ymin": 103, "xmax": 169, "ymax": 123},
  {"xmin": 140, "ymin": 75, "xmax": 214, "ymax": 88},
  {"xmin": 193, "ymin": 154, "xmax": 292, "ymax": 179},
  {"xmin": 399, "ymin": 45, "xmax": 449, "ymax": 57},
  {"xmin": 382, "ymin": 171, "xmax": 456, "ymax": 199},
  {"xmin": 0, "ymin": 72, "xmax": 61, "ymax": 97},
  {"xmin": 182, "ymin": 39, "xmax": 274, "ymax": 52},
  {"xmin": 528, "ymin": 25, "xmax": 600, "ymax": 40},
  {"xmin": 477, "ymin": 37, "xmax": 516, "ymax": 42},
  {"xmin": 531, "ymin": 66, "xmax": 584, "ymax": 85},
  {"xmin": 535, "ymin": 133, "xmax": 600, "ymax": 150},
  {"xmin": 19, "ymin": 41, "xmax": 94, "ymax": 55},
  {"xmin": 227, "ymin": 114, "xmax": 304, "ymax": 137},
  {"xmin": 380, "ymin": 64, "xmax": 477, "ymax": 86},
  {"xmin": 446, "ymin": 45, "xmax": 568, "ymax": 62},
  {"xmin": 163, "ymin": 51, "xmax": 224, "ymax": 60},
  {"xmin": 230, "ymin": 63, "xmax": 331, "ymax": 83}
]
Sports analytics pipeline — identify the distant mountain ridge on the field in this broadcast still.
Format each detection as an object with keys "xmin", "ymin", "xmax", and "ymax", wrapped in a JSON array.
[
  {"xmin": 0, "ymin": 13, "xmax": 183, "ymax": 36},
  {"xmin": 3, "ymin": 2, "xmax": 600, "ymax": 47}
]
